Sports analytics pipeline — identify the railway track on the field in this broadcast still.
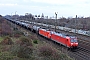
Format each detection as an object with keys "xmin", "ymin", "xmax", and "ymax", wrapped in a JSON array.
[
  {"xmin": 40, "ymin": 25, "xmax": 90, "ymax": 49},
  {"xmin": 72, "ymin": 46, "xmax": 90, "ymax": 60},
  {"xmin": 20, "ymin": 27, "xmax": 90, "ymax": 60},
  {"xmin": 34, "ymin": 24, "xmax": 90, "ymax": 60},
  {"xmin": 78, "ymin": 38, "xmax": 90, "ymax": 51},
  {"xmin": 7, "ymin": 19, "xmax": 90, "ymax": 60},
  {"xmin": 37, "ymin": 32, "xmax": 90, "ymax": 60}
]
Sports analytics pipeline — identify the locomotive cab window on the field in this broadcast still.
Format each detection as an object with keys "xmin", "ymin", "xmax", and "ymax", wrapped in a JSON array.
[{"xmin": 70, "ymin": 39, "xmax": 77, "ymax": 42}]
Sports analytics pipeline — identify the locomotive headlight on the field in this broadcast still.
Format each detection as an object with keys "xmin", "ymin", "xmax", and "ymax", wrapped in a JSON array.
[
  {"xmin": 71, "ymin": 43, "xmax": 73, "ymax": 45},
  {"xmin": 75, "ymin": 43, "xmax": 78, "ymax": 45},
  {"xmin": 71, "ymin": 43, "xmax": 73, "ymax": 46}
]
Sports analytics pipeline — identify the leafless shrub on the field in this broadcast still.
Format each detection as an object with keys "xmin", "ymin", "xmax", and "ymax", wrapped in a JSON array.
[
  {"xmin": 0, "ymin": 20, "xmax": 12, "ymax": 36},
  {"xmin": 19, "ymin": 36, "xmax": 33, "ymax": 46},
  {"xmin": 11, "ymin": 36, "xmax": 33, "ymax": 58},
  {"xmin": 17, "ymin": 45, "xmax": 33, "ymax": 58},
  {"xmin": 0, "ymin": 36, "xmax": 13, "ymax": 45},
  {"xmin": 39, "ymin": 46, "xmax": 54, "ymax": 57}
]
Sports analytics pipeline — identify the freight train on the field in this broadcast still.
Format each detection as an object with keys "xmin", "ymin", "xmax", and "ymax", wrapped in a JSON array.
[{"xmin": 5, "ymin": 18, "xmax": 78, "ymax": 49}]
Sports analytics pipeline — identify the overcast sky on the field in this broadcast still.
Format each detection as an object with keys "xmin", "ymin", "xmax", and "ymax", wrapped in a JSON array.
[{"xmin": 0, "ymin": 0, "xmax": 90, "ymax": 18}]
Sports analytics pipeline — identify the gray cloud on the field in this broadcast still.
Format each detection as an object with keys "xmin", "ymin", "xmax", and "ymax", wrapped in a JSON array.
[{"xmin": 0, "ymin": 0, "xmax": 90, "ymax": 17}]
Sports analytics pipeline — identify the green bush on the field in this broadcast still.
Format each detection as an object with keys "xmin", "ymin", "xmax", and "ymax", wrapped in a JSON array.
[{"xmin": 33, "ymin": 40, "xmax": 38, "ymax": 44}]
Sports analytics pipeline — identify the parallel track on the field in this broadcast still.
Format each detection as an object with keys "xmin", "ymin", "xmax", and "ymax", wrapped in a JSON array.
[
  {"xmin": 7, "ymin": 19, "xmax": 90, "ymax": 60},
  {"xmin": 20, "ymin": 26, "xmax": 90, "ymax": 60},
  {"xmin": 73, "ymin": 46, "xmax": 90, "ymax": 60},
  {"xmin": 34, "ymin": 24, "xmax": 90, "ymax": 60}
]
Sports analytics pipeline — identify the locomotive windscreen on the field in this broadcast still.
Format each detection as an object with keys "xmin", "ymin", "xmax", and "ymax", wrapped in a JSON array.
[{"xmin": 70, "ymin": 38, "xmax": 77, "ymax": 42}]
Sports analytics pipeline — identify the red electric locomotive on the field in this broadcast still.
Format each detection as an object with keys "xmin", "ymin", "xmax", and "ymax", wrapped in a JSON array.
[
  {"xmin": 39, "ymin": 29, "xmax": 51, "ymax": 39},
  {"xmin": 50, "ymin": 32, "xmax": 78, "ymax": 48},
  {"xmin": 39, "ymin": 29, "xmax": 78, "ymax": 48}
]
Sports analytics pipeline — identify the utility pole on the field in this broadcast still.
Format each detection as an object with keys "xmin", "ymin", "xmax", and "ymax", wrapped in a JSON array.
[
  {"xmin": 46, "ymin": 16, "xmax": 49, "ymax": 29},
  {"xmin": 15, "ymin": 11, "xmax": 17, "ymax": 30},
  {"xmin": 75, "ymin": 15, "xmax": 77, "ymax": 35},
  {"xmin": 55, "ymin": 12, "xmax": 58, "ymax": 32},
  {"xmin": 11, "ymin": 12, "xmax": 13, "ymax": 17},
  {"xmin": 15, "ymin": 11, "xmax": 17, "ymax": 21},
  {"xmin": 11, "ymin": 12, "xmax": 13, "ymax": 36}
]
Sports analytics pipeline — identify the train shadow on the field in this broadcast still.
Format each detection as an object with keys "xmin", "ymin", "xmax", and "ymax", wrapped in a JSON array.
[{"xmin": 70, "ymin": 47, "xmax": 79, "ymax": 52}]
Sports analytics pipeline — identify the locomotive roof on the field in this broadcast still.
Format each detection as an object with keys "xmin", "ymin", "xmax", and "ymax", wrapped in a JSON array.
[
  {"xmin": 40, "ymin": 28, "xmax": 50, "ymax": 31},
  {"xmin": 40, "ymin": 28, "xmax": 76, "ymax": 38},
  {"xmin": 51, "ymin": 31, "xmax": 75, "ymax": 38},
  {"xmin": 51, "ymin": 31, "xmax": 66, "ymax": 37}
]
